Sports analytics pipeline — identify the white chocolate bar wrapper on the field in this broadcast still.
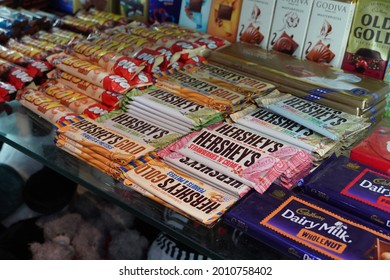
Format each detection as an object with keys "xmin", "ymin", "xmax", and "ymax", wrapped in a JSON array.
[
  {"xmin": 55, "ymin": 115, "xmax": 155, "ymax": 165},
  {"xmin": 230, "ymin": 105, "xmax": 338, "ymax": 159},
  {"xmin": 97, "ymin": 110, "xmax": 183, "ymax": 149},
  {"xmin": 256, "ymin": 92, "xmax": 371, "ymax": 140},
  {"xmin": 122, "ymin": 159, "xmax": 237, "ymax": 226},
  {"xmin": 126, "ymin": 86, "xmax": 224, "ymax": 127},
  {"xmin": 125, "ymin": 105, "xmax": 192, "ymax": 135},
  {"xmin": 126, "ymin": 101, "xmax": 193, "ymax": 129},
  {"xmin": 162, "ymin": 151, "xmax": 251, "ymax": 198}
]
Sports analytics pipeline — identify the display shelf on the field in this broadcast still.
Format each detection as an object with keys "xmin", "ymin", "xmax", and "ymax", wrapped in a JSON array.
[{"xmin": 0, "ymin": 100, "xmax": 288, "ymax": 260}]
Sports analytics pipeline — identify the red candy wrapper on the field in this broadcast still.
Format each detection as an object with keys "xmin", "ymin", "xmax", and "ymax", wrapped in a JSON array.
[
  {"xmin": 0, "ymin": 81, "xmax": 16, "ymax": 103},
  {"xmin": 0, "ymin": 58, "xmax": 34, "ymax": 89},
  {"xmin": 128, "ymin": 71, "xmax": 153, "ymax": 89}
]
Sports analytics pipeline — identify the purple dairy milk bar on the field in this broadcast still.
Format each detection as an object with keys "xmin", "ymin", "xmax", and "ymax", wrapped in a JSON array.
[
  {"xmin": 223, "ymin": 184, "xmax": 390, "ymax": 260},
  {"xmin": 298, "ymin": 154, "xmax": 390, "ymax": 231}
]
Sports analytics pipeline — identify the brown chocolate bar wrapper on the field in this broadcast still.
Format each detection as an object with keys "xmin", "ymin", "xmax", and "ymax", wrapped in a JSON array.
[{"xmin": 208, "ymin": 43, "xmax": 389, "ymax": 109}]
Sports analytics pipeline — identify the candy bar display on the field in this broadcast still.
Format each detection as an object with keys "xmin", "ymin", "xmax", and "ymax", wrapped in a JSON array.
[
  {"xmin": 298, "ymin": 155, "xmax": 390, "ymax": 231},
  {"xmin": 223, "ymin": 184, "xmax": 390, "ymax": 260},
  {"xmin": 3, "ymin": 2, "xmax": 390, "ymax": 261},
  {"xmin": 255, "ymin": 91, "xmax": 371, "ymax": 141},
  {"xmin": 302, "ymin": 0, "xmax": 356, "ymax": 68},
  {"xmin": 341, "ymin": 0, "xmax": 390, "ymax": 80},
  {"xmin": 208, "ymin": 43, "xmax": 389, "ymax": 111},
  {"xmin": 236, "ymin": 0, "xmax": 276, "ymax": 49}
]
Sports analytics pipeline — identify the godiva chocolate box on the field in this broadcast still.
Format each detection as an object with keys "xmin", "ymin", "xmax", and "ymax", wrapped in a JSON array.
[
  {"xmin": 267, "ymin": 0, "xmax": 314, "ymax": 58},
  {"xmin": 302, "ymin": 0, "xmax": 356, "ymax": 68},
  {"xmin": 236, "ymin": 0, "xmax": 276, "ymax": 49},
  {"xmin": 299, "ymin": 155, "xmax": 390, "ymax": 232},
  {"xmin": 341, "ymin": 0, "xmax": 390, "ymax": 80},
  {"xmin": 224, "ymin": 184, "xmax": 390, "ymax": 260},
  {"xmin": 208, "ymin": 42, "xmax": 390, "ymax": 110}
]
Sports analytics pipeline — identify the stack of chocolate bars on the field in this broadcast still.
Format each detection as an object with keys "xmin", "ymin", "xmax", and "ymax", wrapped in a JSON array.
[{"xmin": 208, "ymin": 42, "xmax": 389, "ymax": 123}]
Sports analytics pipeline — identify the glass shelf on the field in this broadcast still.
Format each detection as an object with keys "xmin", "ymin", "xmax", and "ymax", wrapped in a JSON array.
[{"xmin": 0, "ymin": 100, "xmax": 288, "ymax": 260}]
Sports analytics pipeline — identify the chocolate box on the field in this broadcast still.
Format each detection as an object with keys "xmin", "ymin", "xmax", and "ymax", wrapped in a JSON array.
[
  {"xmin": 302, "ymin": 0, "xmax": 356, "ymax": 68},
  {"xmin": 223, "ymin": 184, "xmax": 390, "ymax": 259},
  {"xmin": 267, "ymin": 0, "xmax": 314, "ymax": 58},
  {"xmin": 178, "ymin": 0, "xmax": 212, "ymax": 32},
  {"xmin": 207, "ymin": 0, "xmax": 243, "ymax": 43},
  {"xmin": 236, "ymin": 0, "xmax": 276, "ymax": 49},
  {"xmin": 341, "ymin": 0, "xmax": 390, "ymax": 80},
  {"xmin": 207, "ymin": 42, "xmax": 390, "ymax": 110},
  {"xmin": 148, "ymin": 0, "xmax": 183, "ymax": 24},
  {"xmin": 299, "ymin": 154, "xmax": 390, "ymax": 231}
]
